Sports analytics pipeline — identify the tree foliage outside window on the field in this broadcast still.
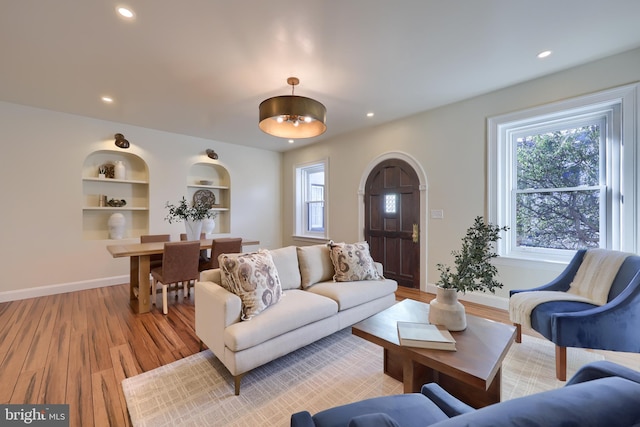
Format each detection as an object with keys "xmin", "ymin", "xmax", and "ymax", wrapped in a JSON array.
[
  {"xmin": 489, "ymin": 84, "xmax": 637, "ymax": 262},
  {"xmin": 515, "ymin": 125, "xmax": 603, "ymax": 250}
]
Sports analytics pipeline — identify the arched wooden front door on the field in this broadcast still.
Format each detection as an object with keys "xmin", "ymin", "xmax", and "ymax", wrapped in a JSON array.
[{"xmin": 364, "ymin": 159, "xmax": 420, "ymax": 288}]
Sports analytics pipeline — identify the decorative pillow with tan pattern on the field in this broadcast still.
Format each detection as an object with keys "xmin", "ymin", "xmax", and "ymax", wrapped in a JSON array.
[
  {"xmin": 328, "ymin": 241, "xmax": 382, "ymax": 282},
  {"xmin": 218, "ymin": 250, "xmax": 283, "ymax": 320}
]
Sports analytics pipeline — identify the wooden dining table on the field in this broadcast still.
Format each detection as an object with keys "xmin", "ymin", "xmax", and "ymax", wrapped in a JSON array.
[{"xmin": 107, "ymin": 238, "xmax": 259, "ymax": 313}]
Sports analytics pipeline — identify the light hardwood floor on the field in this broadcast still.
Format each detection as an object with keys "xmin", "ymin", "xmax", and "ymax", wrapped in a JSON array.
[{"xmin": 0, "ymin": 284, "xmax": 638, "ymax": 426}]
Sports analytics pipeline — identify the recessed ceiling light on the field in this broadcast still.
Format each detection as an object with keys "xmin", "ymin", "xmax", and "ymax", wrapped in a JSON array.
[
  {"xmin": 101, "ymin": 96, "xmax": 114, "ymax": 103},
  {"xmin": 117, "ymin": 6, "xmax": 135, "ymax": 19},
  {"xmin": 366, "ymin": 112, "xmax": 374, "ymax": 117},
  {"xmin": 288, "ymin": 139, "xmax": 294, "ymax": 144},
  {"xmin": 537, "ymin": 50, "xmax": 552, "ymax": 59}
]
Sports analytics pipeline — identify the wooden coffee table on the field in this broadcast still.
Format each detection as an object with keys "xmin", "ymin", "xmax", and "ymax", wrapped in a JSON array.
[{"xmin": 352, "ymin": 298, "xmax": 516, "ymax": 408}]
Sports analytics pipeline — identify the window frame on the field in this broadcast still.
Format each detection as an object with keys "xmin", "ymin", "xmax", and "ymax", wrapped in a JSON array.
[
  {"xmin": 488, "ymin": 84, "xmax": 638, "ymax": 263},
  {"xmin": 294, "ymin": 159, "xmax": 328, "ymax": 240}
]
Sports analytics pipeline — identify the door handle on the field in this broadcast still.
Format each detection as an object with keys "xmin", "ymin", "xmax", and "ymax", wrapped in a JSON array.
[{"xmin": 412, "ymin": 223, "xmax": 419, "ymax": 243}]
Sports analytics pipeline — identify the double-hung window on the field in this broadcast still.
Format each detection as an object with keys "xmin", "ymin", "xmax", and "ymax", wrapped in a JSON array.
[
  {"xmin": 488, "ymin": 84, "xmax": 638, "ymax": 262},
  {"xmin": 295, "ymin": 160, "xmax": 327, "ymax": 239}
]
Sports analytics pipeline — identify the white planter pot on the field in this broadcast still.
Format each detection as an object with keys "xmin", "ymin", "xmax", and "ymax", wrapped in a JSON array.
[
  {"xmin": 428, "ymin": 286, "xmax": 467, "ymax": 331},
  {"xmin": 184, "ymin": 219, "xmax": 203, "ymax": 241},
  {"xmin": 202, "ymin": 217, "xmax": 216, "ymax": 235}
]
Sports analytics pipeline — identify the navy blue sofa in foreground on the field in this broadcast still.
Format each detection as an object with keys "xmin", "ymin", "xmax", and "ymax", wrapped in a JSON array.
[{"xmin": 290, "ymin": 361, "xmax": 640, "ymax": 427}]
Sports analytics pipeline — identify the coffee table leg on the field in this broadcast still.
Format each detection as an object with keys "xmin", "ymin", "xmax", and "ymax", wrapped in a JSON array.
[{"xmin": 403, "ymin": 358, "xmax": 437, "ymax": 393}]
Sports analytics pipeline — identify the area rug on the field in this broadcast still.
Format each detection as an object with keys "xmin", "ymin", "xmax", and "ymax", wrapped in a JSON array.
[{"xmin": 122, "ymin": 329, "xmax": 603, "ymax": 427}]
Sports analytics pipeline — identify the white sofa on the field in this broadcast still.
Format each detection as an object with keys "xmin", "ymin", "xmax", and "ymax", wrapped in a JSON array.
[{"xmin": 195, "ymin": 244, "xmax": 398, "ymax": 394}]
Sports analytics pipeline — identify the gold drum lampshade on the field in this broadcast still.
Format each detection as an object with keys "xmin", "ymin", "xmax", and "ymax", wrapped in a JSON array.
[{"xmin": 259, "ymin": 77, "xmax": 326, "ymax": 139}]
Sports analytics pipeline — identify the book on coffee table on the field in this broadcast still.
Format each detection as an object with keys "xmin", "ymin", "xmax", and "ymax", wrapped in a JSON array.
[{"xmin": 397, "ymin": 321, "xmax": 457, "ymax": 351}]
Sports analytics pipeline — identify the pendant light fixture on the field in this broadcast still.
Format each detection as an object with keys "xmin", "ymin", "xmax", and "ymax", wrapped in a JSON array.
[{"xmin": 259, "ymin": 77, "xmax": 326, "ymax": 139}]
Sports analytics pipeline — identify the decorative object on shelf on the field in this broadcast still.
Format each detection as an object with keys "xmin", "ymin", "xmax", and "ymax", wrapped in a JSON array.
[
  {"xmin": 99, "ymin": 163, "xmax": 115, "ymax": 179},
  {"xmin": 98, "ymin": 165, "xmax": 107, "ymax": 179},
  {"xmin": 108, "ymin": 213, "xmax": 126, "ymax": 239},
  {"xmin": 206, "ymin": 149, "xmax": 218, "ymax": 160},
  {"xmin": 199, "ymin": 180, "xmax": 213, "ymax": 185},
  {"xmin": 99, "ymin": 195, "xmax": 107, "ymax": 207},
  {"xmin": 193, "ymin": 189, "xmax": 216, "ymax": 208},
  {"xmin": 430, "ymin": 216, "xmax": 509, "ymax": 331},
  {"xmin": 114, "ymin": 160, "xmax": 125, "ymax": 180},
  {"xmin": 107, "ymin": 198, "xmax": 127, "ymax": 207},
  {"xmin": 165, "ymin": 197, "xmax": 215, "ymax": 241},
  {"xmin": 114, "ymin": 133, "xmax": 130, "ymax": 149},
  {"xmin": 259, "ymin": 77, "xmax": 326, "ymax": 139}
]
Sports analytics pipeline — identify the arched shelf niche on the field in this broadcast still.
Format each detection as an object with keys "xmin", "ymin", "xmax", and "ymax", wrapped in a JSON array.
[
  {"xmin": 81, "ymin": 150, "xmax": 149, "ymax": 240},
  {"xmin": 186, "ymin": 162, "xmax": 230, "ymax": 234}
]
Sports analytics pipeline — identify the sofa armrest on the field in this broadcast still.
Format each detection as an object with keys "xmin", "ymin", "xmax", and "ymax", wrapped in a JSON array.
[
  {"xmin": 200, "ymin": 268, "xmax": 221, "ymax": 283},
  {"xmin": 567, "ymin": 361, "xmax": 640, "ymax": 386},
  {"xmin": 194, "ymin": 280, "xmax": 242, "ymax": 359},
  {"xmin": 420, "ymin": 384, "xmax": 475, "ymax": 418}
]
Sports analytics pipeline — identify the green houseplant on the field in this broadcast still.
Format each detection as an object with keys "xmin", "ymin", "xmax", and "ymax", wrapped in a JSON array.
[
  {"xmin": 165, "ymin": 197, "xmax": 217, "ymax": 240},
  {"xmin": 436, "ymin": 216, "xmax": 509, "ymax": 293},
  {"xmin": 164, "ymin": 197, "xmax": 215, "ymax": 223},
  {"xmin": 430, "ymin": 216, "xmax": 508, "ymax": 331}
]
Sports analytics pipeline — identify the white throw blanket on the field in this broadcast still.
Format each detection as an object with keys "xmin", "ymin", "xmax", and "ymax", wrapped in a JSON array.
[{"xmin": 509, "ymin": 249, "xmax": 630, "ymax": 329}]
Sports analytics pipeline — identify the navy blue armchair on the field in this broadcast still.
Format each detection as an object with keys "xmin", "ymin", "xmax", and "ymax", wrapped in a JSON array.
[
  {"xmin": 291, "ymin": 361, "xmax": 640, "ymax": 427},
  {"xmin": 509, "ymin": 249, "xmax": 640, "ymax": 380}
]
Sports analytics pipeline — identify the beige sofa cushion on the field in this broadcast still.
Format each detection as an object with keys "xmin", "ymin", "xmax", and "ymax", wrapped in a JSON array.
[
  {"xmin": 269, "ymin": 246, "xmax": 301, "ymax": 290},
  {"xmin": 219, "ymin": 250, "xmax": 283, "ymax": 320},
  {"xmin": 328, "ymin": 241, "xmax": 382, "ymax": 281},
  {"xmin": 306, "ymin": 279, "xmax": 398, "ymax": 311},
  {"xmin": 224, "ymin": 289, "xmax": 338, "ymax": 351},
  {"xmin": 297, "ymin": 244, "xmax": 334, "ymax": 289}
]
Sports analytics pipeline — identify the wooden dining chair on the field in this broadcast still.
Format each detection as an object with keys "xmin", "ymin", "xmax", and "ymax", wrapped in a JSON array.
[
  {"xmin": 180, "ymin": 232, "xmax": 208, "ymax": 264},
  {"xmin": 198, "ymin": 237, "xmax": 243, "ymax": 271},
  {"xmin": 151, "ymin": 241, "xmax": 200, "ymax": 315}
]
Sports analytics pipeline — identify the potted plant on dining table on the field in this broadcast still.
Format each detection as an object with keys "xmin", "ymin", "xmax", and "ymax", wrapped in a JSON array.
[{"xmin": 165, "ymin": 197, "xmax": 215, "ymax": 241}]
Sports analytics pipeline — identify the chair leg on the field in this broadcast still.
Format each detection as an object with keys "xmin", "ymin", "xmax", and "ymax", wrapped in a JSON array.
[
  {"xmin": 555, "ymin": 345, "xmax": 567, "ymax": 381},
  {"xmin": 151, "ymin": 278, "xmax": 157, "ymax": 306},
  {"xmin": 183, "ymin": 280, "xmax": 188, "ymax": 297},
  {"xmin": 162, "ymin": 283, "xmax": 168, "ymax": 315},
  {"xmin": 514, "ymin": 323, "xmax": 522, "ymax": 343}
]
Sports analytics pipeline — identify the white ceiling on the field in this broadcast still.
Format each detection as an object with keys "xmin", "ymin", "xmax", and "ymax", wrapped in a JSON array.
[{"xmin": 2, "ymin": 1, "xmax": 640, "ymax": 152}]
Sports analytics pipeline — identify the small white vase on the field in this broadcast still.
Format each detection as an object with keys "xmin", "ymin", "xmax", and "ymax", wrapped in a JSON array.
[
  {"xmin": 108, "ymin": 213, "xmax": 126, "ymax": 240},
  {"xmin": 114, "ymin": 160, "xmax": 125, "ymax": 180},
  {"xmin": 201, "ymin": 217, "xmax": 216, "ymax": 235},
  {"xmin": 428, "ymin": 286, "xmax": 467, "ymax": 331},
  {"xmin": 184, "ymin": 219, "xmax": 203, "ymax": 241}
]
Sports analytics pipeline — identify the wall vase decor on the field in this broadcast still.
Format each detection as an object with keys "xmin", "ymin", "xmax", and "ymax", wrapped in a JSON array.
[
  {"xmin": 184, "ymin": 218, "xmax": 203, "ymax": 241},
  {"xmin": 114, "ymin": 160, "xmax": 126, "ymax": 180},
  {"xmin": 108, "ymin": 213, "xmax": 126, "ymax": 240},
  {"xmin": 428, "ymin": 286, "xmax": 467, "ymax": 331},
  {"xmin": 202, "ymin": 217, "xmax": 216, "ymax": 235}
]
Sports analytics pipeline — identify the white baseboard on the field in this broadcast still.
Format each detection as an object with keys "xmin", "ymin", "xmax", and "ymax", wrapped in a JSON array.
[
  {"xmin": 425, "ymin": 283, "xmax": 509, "ymax": 311},
  {"xmin": 0, "ymin": 276, "xmax": 129, "ymax": 303}
]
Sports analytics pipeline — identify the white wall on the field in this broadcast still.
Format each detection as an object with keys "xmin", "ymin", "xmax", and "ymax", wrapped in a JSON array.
[
  {"xmin": 283, "ymin": 47, "xmax": 640, "ymax": 308},
  {"xmin": 0, "ymin": 103, "xmax": 282, "ymax": 300}
]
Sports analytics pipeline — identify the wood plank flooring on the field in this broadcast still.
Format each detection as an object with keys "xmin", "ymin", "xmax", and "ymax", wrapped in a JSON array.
[{"xmin": 0, "ymin": 284, "xmax": 638, "ymax": 426}]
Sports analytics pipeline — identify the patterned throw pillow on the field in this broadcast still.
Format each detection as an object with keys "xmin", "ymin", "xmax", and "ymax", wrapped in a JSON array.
[
  {"xmin": 218, "ymin": 250, "xmax": 283, "ymax": 320},
  {"xmin": 328, "ymin": 241, "xmax": 382, "ymax": 282}
]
